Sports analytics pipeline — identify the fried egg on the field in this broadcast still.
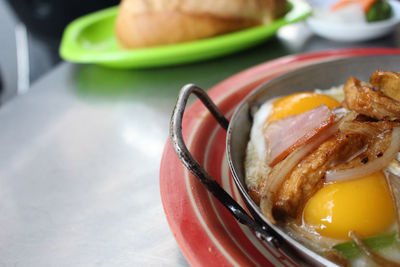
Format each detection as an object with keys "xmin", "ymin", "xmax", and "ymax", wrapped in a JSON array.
[
  {"xmin": 303, "ymin": 171, "xmax": 396, "ymax": 240},
  {"xmin": 245, "ymin": 86, "xmax": 399, "ymax": 265},
  {"xmin": 245, "ymin": 91, "xmax": 341, "ymax": 189}
]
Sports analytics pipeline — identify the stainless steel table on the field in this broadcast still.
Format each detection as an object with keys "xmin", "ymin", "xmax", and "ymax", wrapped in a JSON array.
[{"xmin": 1, "ymin": 23, "xmax": 400, "ymax": 266}]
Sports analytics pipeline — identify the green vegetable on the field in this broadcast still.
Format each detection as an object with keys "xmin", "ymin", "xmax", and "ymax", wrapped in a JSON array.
[
  {"xmin": 333, "ymin": 232, "xmax": 398, "ymax": 259},
  {"xmin": 366, "ymin": 0, "xmax": 392, "ymax": 22}
]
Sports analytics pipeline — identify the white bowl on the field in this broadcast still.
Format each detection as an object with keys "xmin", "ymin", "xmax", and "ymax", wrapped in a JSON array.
[{"xmin": 306, "ymin": 0, "xmax": 400, "ymax": 42}]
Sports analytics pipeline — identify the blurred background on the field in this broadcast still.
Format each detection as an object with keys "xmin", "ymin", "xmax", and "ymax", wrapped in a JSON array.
[
  {"xmin": 2, "ymin": 0, "xmax": 400, "ymax": 107},
  {"xmin": 0, "ymin": 0, "xmax": 118, "ymax": 103}
]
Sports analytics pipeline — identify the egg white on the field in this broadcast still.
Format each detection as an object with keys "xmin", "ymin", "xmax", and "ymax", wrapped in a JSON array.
[{"xmin": 244, "ymin": 99, "xmax": 273, "ymax": 190}]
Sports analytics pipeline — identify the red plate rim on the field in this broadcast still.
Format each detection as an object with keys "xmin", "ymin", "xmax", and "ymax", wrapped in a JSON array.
[{"xmin": 159, "ymin": 48, "xmax": 400, "ymax": 266}]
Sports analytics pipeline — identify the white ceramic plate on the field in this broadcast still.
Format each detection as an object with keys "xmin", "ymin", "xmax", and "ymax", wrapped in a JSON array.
[{"xmin": 306, "ymin": 0, "xmax": 400, "ymax": 42}]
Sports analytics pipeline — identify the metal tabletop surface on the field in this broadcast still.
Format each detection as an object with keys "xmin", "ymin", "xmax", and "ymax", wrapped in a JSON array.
[{"xmin": 1, "ymin": 22, "xmax": 400, "ymax": 266}]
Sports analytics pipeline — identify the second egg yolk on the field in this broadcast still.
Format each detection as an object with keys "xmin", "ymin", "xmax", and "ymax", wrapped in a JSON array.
[
  {"xmin": 268, "ymin": 92, "xmax": 341, "ymax": 122},
  {"xmin": 303, "ymin": 172, "xmax": 395, "ymax": 240}
]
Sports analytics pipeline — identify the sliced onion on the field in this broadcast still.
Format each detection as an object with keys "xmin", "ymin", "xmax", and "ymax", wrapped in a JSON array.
[
  {"xmin": 332, "ymin": 106, "xmax": 349, "ymax": 119},
  {"xmin": 342, "ymin": 145, "xmax": 368, "ymax": 164},
  {"xmin": 340, "ymin": 121, "xmax": 382, "ymax": 137},
  {"xmin": 326, "ymin": 127, "xmax": 400, "ymax": 183},
  {"xmin": 385, "ymin": 171, "xmax": 400, "ymax": 231},
  {"xmin": 337, "ymin": 110, "xmax": 357, "ymax": 124},
  {"xmin": 349, "ymin": 231, "xmax": 400, "ymax": 267},
  {"xmin": 260, "ymin": 121, "xmax": 339, "ymax": 223}
]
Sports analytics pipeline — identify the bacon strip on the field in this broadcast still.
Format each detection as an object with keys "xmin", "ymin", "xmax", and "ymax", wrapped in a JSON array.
[{"xmin": 264, "ymin": 105, "xmax": 335, "ymax": 166}]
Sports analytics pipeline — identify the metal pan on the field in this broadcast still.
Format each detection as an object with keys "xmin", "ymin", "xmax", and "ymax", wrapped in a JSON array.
[{"xmin": 170, "ymin": 55, "xmax": 400, "ymax": 266}]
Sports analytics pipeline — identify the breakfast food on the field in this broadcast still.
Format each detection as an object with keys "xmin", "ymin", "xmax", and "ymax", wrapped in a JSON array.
[
  {"xmin": 115, "ymin": 0, "xmax": 287, "ymax": 48},
  {"xmin": 331, "ymin": 0, "xmax": 392, "ymax": 22},
  {"xmin": 310, "ymin": 0, "xmax": 393, "ymax": 34},
  {"xmin": 245, "ymin": 71, "xmax": 400, "ymax": 266}
]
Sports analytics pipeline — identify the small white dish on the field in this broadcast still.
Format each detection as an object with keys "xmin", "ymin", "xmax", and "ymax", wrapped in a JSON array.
[{"xmin": 306, "ymin": 0, "xmax": 400, "ymax": 42}]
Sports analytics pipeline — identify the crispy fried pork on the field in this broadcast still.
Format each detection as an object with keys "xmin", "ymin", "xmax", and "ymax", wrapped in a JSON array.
[
  {"xmin": 370, "ymin": 70, "xmax": 400, "ymax": 102},
  {"xmin": 331, "ymin": 121, "xmax": 398, "ymax": 172},
  {"xmin": 343, "ymin": 76, "xmax": 400, "ymax": 120},
  {"xmin": 272, "ymin": 133, "xmax": 366, "ymax": 221}
]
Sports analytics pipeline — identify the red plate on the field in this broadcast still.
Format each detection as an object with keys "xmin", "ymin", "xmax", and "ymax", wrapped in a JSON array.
[{"xmin": 160, "ymin": 48, "xmax": 400, "ymax": 266}]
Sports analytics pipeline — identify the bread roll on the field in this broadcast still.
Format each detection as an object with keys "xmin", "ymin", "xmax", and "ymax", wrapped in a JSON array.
[{"xmin": 115, "ymin": 0, "xmax": 287, "ymax": 48}]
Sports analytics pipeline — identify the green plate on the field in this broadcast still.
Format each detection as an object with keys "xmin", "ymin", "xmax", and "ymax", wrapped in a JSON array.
[{"xmin": 59, "ymin": 0, "xmax": 311, "ymax": 68}]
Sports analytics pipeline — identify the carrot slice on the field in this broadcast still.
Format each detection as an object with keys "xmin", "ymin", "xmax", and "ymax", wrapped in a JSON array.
[{"xmin": 331, "ymin": 0, "xmax": 377, "ymax": 12}]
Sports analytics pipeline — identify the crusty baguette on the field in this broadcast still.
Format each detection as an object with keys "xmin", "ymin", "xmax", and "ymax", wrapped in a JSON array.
[{"xmin": 115, "ymin": 0, "xmax": 286, "ymax": 48}]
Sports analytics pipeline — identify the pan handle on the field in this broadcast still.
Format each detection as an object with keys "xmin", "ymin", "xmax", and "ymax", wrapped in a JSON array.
[{"xmin": 170, "ymin": 83, "xmax": 275, "ymax": 243}]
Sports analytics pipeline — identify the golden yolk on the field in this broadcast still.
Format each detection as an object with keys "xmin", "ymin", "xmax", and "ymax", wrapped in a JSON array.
[
  {"xmin": 303, "ymin": 172, "xmax": 395, "ymax": 240},
  {"xmin": 268, "ymin": 92, "xmax": 341, "ymax": 122}
]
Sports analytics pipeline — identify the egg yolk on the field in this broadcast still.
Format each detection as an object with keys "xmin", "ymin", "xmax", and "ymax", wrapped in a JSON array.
[
  {"xmin": 268, "ymin": 92, "xmax": 341, "ymax": 122},
  {"xmin": 303, "ymin": 172, "xmax": 395, "ymax": 240}
]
